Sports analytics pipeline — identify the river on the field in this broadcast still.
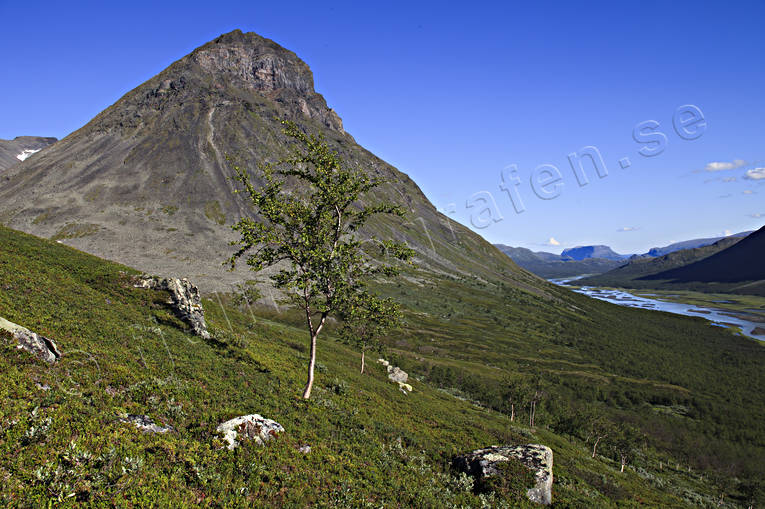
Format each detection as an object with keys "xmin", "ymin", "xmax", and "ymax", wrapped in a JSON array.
[{"xmin": 549, "ymin": 277, "xmax": 765, "ymax": 341}]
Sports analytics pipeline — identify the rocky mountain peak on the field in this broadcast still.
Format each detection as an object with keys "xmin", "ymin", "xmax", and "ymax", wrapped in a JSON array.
[
  {"xmin": 192, "ymin": 30, "xmax": 314, "ymax": 95},
  {"xmin": 186, "ymin": 29, "xmax": 344, "ymax": 132}
]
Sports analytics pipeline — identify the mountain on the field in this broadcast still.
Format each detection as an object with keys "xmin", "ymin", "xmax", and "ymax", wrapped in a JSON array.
[
  {"xmin": 0, "ymin": 30, "xmax": 529, "ymax": 293},
  {"xmin": 645, "ymin": 231, "xmax": 752, "ymax": 257},
  {"xmin": 642, "ymin": 225, "xmax": 765, "ymax": 288},
  {"xmin": 0, "ymin": 136, "xmax": 57, "ymax": 172},
  {"xmin": 579, "ymin": 227, "xmax": 765, "ymax": 295},
  {"xmin": 561, "ymin": 245, "xmax": 630, "ymax": 261},
  {"xmin": 494, "ymin": 244, "xmax": 623, "ymax": 278}
]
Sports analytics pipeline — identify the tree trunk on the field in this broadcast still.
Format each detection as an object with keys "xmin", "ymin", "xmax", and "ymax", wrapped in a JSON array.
[
  {"xmin": 592, "ymin": 436, "xmax": 602, "ymax": 458},
  {"xmin": 510, "ymin": 403, "xmax": 515, "ymax": 422},
  {"xmin": 302, "ymin": 331, "xmax": 318, "ymax": 399},
  {"xmin": 360, "ymin": 349, "xmax": 365, "ymax": 374},
  {"xmin": 620, "ymin": 456, "xmax": 626, "ymax": 472}
]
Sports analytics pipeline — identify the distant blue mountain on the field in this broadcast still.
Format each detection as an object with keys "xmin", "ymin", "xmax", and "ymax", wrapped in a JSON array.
[{"xmin": 561, "ymin": 245, "xmax": 629, "ymax": 261}]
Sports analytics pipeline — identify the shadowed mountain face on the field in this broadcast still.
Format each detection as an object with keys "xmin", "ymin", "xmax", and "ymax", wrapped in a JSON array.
[
  {"xmin": 0, "ymin": 30, "xmax": 534, "ymax": 293},
  {"xmin": 579, "ymin": 227, "xmax": 765, "ymax": 296},
  {"xmin": 643, "ymin": 226, "xmax": 765, "ymax": 284},
  {"xmin": 0, "ymin": 136, "xmax": 57, "ymax": 173}
]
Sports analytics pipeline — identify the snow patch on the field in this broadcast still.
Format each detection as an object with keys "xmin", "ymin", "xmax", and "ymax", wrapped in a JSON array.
[{"xmin": 16, "ymin": 148, "xmax": 41, "ymax": 161}]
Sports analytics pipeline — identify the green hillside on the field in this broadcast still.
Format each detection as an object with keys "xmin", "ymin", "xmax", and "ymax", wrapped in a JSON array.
[{"xmin": 1, "ymin": 225, "xmax": 764, "ymax": 507}]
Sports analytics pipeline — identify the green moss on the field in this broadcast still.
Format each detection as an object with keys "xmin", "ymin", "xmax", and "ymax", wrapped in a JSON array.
[
  {"xmin": 478, "ymin": 458, "xmax": 537, "ymax": 499},
  {"xmin": 32, "ymin": 211, "xmax": 53, "ymax": 225},
  {"xmin": 204, "ymin": 200, "xmax": 226, "ymax": 225},
  {"xmin": 50, "ymin": 222, "xmax": 100, "ymax": 240}
]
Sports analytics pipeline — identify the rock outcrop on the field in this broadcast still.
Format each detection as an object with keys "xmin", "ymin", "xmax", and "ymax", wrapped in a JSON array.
[
  {"xmin": 0, "ymin": 317, "xmax": 61, "ymax": 363},
  {"xmin": 216, "ymin": 414, "xmax": 284, "ymax": 450},
  {"xmin": 377, "ymin": 358, "xmax": 412, "ymax": 393},
  {"xmin": 453, "ymin": 444, "xmax": 553, "ymax": 505},
  {"xmin": 120, "ymin": 414, "xmax": 173, "ymax": 434},
  {"xmin": 134, "ymin": 276, "xmax": 210, "ymax": 339}
]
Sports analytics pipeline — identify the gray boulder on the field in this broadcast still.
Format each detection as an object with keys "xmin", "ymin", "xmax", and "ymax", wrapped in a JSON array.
[
  {"xmin": 388, "ymin": 366, "xmax": 408, "ymax": 384},
  {"xmin": 453, "ymin": 444, "xmax": 553, "ymax": 505},
  {"xmin": 216, "ymin": 414, "xmax": 284, "ymax": 450},
  {"xmin": 120, "ymin": 414, "xmax": 173, "ymax": 434},
  {"xmin": 134, "ymin": 275, "xmax": 210, "ymax": 339},
  {"xmin": 0, "ymin": 317, "xmax": 61, "ymax": 363}
]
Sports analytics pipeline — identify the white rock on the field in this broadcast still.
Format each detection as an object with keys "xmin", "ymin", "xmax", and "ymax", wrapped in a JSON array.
[{"xmin": 216, "ymin": 414, "xmax": 284, "ymax": 450}]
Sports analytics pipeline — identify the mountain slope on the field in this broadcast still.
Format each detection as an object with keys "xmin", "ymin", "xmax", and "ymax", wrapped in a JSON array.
[
  {"xmin": 579, "ymin": 228, "xmax": 765, "ymax": 296},
  {"xmin": 0, "ymin": 30, "xmax": 530, "ymax": 294},
  {"xmin": 642, "ymin": 225, "xmax": 765, "ymax": 290},
  {"xmin": 0, "ymin": 136, "xmax": 57, "ymax": 172}
]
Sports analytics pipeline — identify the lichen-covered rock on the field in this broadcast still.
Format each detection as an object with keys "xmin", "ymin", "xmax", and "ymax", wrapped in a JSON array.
[
  {"xmin": 397, "ymin": 381, "xmax": 413, "ymax": 393},
  {"xmin": 453, "ymin": 444, "xmax": 553, "ymax": 505},
  {"xmin": 216, "ymin": 414, "xmax": 284, "ymax": 450},
  {"xmin": 120, "ymin": 414, "xmax": 173, "ymax": 434},
  {"xmin": 134, "ymin": 275, "xmax": 210, "ymax": 339},
  {"xmin": 388, "ymin": 366, "xmax": 408, "ymax": 384},
  {"xmin": 0, "ymin": 317, "xmax": 61, "ymax": 363}
]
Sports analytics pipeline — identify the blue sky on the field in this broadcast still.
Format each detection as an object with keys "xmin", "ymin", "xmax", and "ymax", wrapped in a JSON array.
[{"xmin": 1, "ymin": 0, "xmax": 763, "ymax": 254}]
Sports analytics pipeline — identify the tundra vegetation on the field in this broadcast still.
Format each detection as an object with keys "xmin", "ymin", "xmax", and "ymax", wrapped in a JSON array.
[{"xmin": 1, "ymin": 220, "xmax": 764, "ymax": 506}]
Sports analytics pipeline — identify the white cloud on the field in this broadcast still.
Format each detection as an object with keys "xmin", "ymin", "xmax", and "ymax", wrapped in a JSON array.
[
  {"xmin": 718, "ymin": 193, "xmax": 733, "ymax": 198},
  {"xmin": 748, "ymin": 213, "xmax": 763, "ymax": 218},
  {"xmin": 743, "ymin": 190, "xmax": 755, "ymax": 195},
  {"xmin": 744, "ymin": 168, "xmax": 765, "ymax": 180},
  {"xmin": 617, "ymin": 226, "xmax": 638, "ymax": 232},
  {"xmin": 723, "ymin": 229, "xmax": 733, "ymax": 236},
  {"xmin": 722, "ymin": 176, "xmax": 737, "ymax": 182},
  {"xmin": 704, "ymin": 159, "xmax": 746, "ymax": 171},
  {"xmin": 545, "ymin": 237, "xmax": 560, "ymax": 246}
]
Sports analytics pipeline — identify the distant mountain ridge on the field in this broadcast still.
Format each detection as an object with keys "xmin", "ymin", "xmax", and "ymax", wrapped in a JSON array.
[
  {"xmin": 495, "ymin": 231, "xmax": 755, "ymax": 279},
  {"xmin": 0, "ymin": 136, "xmax": 57, "ymax": 173},
  {"xmin": 494, "ymin": 244, "xmax": 624, "ymax": 278}
]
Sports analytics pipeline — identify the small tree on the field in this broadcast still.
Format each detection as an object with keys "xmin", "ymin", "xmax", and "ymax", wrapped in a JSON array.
[
  {"xmin": 228, "ymin": 120, "xmax": 413, "ymax": 399},
  {"xmin": 339, "ymin": 292, "xmax": 400, "ymax": 374},
  {"xmin": 610, "ymin": 423, "xmax": 644, "ymax": 473},
  {"xmin": 526, "ymin": 371, "xmax": 546, "ymax": 428},
  {"xmin": 502, "ymin": 374, "xmax": 526, "ymax": 422},
  {"xmin": 586, "ymin": 415, "xmax": 613, "ymax": 459}
]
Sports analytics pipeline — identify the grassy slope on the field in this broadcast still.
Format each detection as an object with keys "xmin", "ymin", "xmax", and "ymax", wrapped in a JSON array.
[{"xmin": 0, "ymin": 225, "xmax": 763, "ymax": 507}]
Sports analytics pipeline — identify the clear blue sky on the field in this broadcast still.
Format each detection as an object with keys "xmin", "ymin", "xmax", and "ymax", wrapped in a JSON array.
[{"xmin": 2, "ymin": 0, "xmax": 763, "ymax": 254}]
